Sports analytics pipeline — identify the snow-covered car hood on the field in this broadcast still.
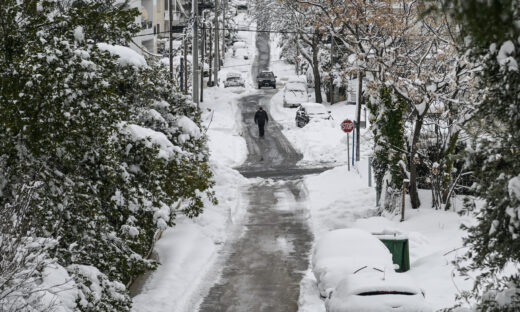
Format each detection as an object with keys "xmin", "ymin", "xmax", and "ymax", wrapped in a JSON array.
[
  {"xmin": 326, "ymin": 292, "xmax": 432, "ymax": 312},
  {"xmin": 325, "ymin": 271, "xmax": 432, "ymax": 312}
]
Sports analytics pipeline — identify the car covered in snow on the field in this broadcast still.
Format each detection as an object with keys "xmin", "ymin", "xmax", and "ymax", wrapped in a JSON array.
[
  {"xmin": 283, "ymin": 82, "xmax": 310, "ymax": 107},
  {"xmin": 325, "ymin": 270, "xmax": 432, "ymax": 312},
  {"xmin": 313, "ymin": 229, "xmax": 396, "ymax": 298},
  {"xmin": 224, "ymin": 72, "xmax": 245, "ymax": 88},
  {"xmin": 295, "ymin": 102, "xmax": 332, "ymax": 127},
  {"xmin": 234, "ymin": 47, "xmax": 249, "ymax": 60},
  {"xmin": 313, "ymin": 229, "xmax": 431, "ymax": 312}
]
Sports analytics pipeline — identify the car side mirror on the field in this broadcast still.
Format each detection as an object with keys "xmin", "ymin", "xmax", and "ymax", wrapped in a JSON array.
[{"xmin": 274, "ymin": 76, "xmax": 277, "ymax": 78}]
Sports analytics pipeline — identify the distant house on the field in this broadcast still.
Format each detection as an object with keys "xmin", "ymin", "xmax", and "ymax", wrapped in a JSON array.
[{"xmin": 130, "ymin": 0, "xmax": 190, "ymax": 55}]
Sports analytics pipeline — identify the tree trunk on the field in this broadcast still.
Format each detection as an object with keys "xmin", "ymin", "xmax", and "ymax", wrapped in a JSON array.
[
  {"xmin": 442, "ymin": 131, "xmax": 460, "ymax": 210},
  {"xmin": 312, "ymin": 34, "xmax": 322, "ymax": 103},
  {"xmin": 409, "ymin": 115, "xmax": 423, "ymax": 209}
]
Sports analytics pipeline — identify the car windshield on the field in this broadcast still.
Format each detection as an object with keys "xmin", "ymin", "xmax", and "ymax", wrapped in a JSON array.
[
  {"xmin": 358, "ymin": 291, "xmax": 416, "ymax": 296},
  {"xmin": 259, "ymin": 72, "xmax": 274, "ymax": 77},
  {"xmin": 227, "ymin": 77, "xmax": 240, "ymax": 82},
  {"xmin": 289, "ymin": 89, "xmax": 304, "ymax": 94}
]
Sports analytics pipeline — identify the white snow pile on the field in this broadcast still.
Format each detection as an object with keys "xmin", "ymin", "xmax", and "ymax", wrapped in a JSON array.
[
  {"xmin": 74, "ymin": 26, "xmax": 84, "ymax": 43},
  {"xmin": 176, "ymin": 116, "xmax": 202, "ymax": 143},
  {"xmin": 97, "ymin": 43, "xmax": 147, "ymax": 67},
  {"xmin": 119, "ymin": 122, "xmax": 182, "ymax": 159},
  {"xmin": 496, "ymin": 40, "xmax": 518, "ymax": 71},
  {"xmin": 312, "ymin": 228, "xmax": 395, "ymax": 298}
]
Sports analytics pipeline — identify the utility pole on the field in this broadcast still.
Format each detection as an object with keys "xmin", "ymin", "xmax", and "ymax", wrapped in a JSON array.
[
  {"xmin": 169, "ymin": 0, "xmax": 173, "ymax": 80},
  {"xmin": 213, "ymin": 0, "xmax": 219, "ymax": 85},
  {"xmin": 200, "ymin": 21, "xmax": 205, "ymax": 102},
  {"xmin": 221, "ymin": 0, "xmax": 226, "ymax": 65},
  {"xmin": 330, "ymin": 34, "xmax": 334, "ymax": 105},
  {"xmin": 192, "ymin": 0, "xmax": 199, "ymax": 105},
  {"xmin": 208, "ymin": 22, "xmax": 213, "ymax": 86},
  {"xmin": 184, "ymin": 30, "xmax": 188, "ymax": 93},
  {"xmin": 356, "ymin": 70, "xmax": 363, "ymax": 161}
]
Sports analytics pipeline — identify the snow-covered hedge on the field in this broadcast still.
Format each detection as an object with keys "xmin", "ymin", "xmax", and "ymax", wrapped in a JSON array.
[{"xmin": 0, "ymin": 0, "xmax": 215, "ymax": 310}]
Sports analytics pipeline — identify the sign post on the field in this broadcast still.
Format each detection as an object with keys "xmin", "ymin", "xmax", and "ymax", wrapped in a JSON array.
[{"xmin": 341, "ymin": 119, "xmax": 354, "ymax": 171}]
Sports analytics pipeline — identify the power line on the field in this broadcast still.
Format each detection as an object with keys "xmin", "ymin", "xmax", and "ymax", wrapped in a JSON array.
[{"xmin": 131, "ymin": 27, "xmax": 317, "ymax": 39}]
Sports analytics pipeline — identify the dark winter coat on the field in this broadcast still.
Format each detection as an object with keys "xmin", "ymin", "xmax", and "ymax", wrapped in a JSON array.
[{"xmin": 254, "ymin": 110, "xmax": 269, "ymax": 125}]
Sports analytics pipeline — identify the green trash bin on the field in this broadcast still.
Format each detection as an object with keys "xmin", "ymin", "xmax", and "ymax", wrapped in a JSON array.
[{"xmin": 374, "ymin": 234, "xmax": 410, "ymax": 272}]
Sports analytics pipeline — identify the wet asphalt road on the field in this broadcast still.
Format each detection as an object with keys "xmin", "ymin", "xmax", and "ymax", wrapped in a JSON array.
[{"xmin": 197, "ymin": 19, "xmax": 327, "ymax": 312}]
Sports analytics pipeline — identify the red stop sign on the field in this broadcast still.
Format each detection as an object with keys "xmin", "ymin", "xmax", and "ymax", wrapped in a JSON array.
[{"xmin": 341, "ymin": 119, "xmax": 354, "ymax": 133}]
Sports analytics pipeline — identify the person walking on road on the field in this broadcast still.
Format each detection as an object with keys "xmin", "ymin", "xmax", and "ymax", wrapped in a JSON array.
[{"xmin": 254, "ymin": 106, "xmax": 269, "ymax": 138}]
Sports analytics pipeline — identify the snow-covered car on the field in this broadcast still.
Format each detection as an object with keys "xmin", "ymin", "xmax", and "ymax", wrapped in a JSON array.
[
  {"xmin": 325, "ymin": 270, "xmax": 432, "ymax": 312},
  {"xmin": 283, "ymin": 82, "xmax": 310, "ymax": 107},
  {"xmin": 295, "ymin": 102, "xmax": 332, "ymax": 127},
  {"xmin": 234, "ymin": 47, "xmax": 249, "ymax": 60},
  {"xmin": 312, "ymin": 228, "xmax": 395, "ymax": 298},
  {"xmin": 233, "ymin": 41, "xmax": 247, "ymax": 51},
  {"xmin": 224, "ymin": 73, "xmax": 245, "ymax": 88}
]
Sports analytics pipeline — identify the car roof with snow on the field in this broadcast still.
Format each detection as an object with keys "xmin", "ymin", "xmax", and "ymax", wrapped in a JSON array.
[
  {"xmin": 299, "ymin": 102, "xmax": 330, "ymax": 114},
  {"xmin": 287, "ymin": 77, "xmax": 307, "ymax": 84},
  {"xmin": 226, "ymin": 72, "xmax": 242, "ymax": 78},
  {"xmin": 313, "ymin": 228, "xmax": 393, "ymax": 269},
  {"xmin": 285, "ymin": 82, "xmax": 307, "ymax": 91}
]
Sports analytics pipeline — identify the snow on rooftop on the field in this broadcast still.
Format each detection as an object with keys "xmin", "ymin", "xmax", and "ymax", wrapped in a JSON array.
[{"xmin": 97, "ymin": 43, "xmax": 147, "ymax": 67}]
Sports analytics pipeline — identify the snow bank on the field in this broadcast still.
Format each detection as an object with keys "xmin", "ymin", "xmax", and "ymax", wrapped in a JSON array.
[
  {"xmin": 97, "ymin": 43, "xmax": 147, "ymax": 67},
  {"xmin": 38, "ymin": 264, "xmax": 78, "ymax": 312}
]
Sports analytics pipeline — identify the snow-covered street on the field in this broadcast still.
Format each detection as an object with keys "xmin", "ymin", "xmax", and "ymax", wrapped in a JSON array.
[
  {"xmin": 3, "ymin": 1, "xmax": 519, "ymax": 311},
  {"xmin": 131, "ymin": 10, "xmax": 475, "ymax": 312}
]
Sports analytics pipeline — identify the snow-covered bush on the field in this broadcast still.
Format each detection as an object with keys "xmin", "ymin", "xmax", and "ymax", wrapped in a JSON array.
[{"xmin": 0, "ymin": 0, "xmax": 215, "ymax": 310}]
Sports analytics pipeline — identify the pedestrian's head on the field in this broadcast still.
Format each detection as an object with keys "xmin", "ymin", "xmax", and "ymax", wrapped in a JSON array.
[{"xmin": 259, "ymin": 106, "xmax": 263, "ymax": 111}]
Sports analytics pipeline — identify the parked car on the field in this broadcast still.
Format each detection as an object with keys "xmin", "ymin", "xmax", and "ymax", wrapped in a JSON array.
[
  {"xmin": 312, "ymin": 229, "xmax": 395, "ymax": 298},
  {"xmin": 256, "ymin": 71, "xmax": 276, "ymax": 89},
  {"xmin": 224, "ymin": 72, "xmax": 245, "ymax": 88},
  {"xmin": 234, "ymin": 47, "xmax": 249, "ymax": 60},
  {"xmin": 283, "ymin": 82, "xmax": 310, "ymax": 107},
  {"xmin": 325, "ymin": 270, "xmax": 432, "ymax": 312},
  {"xmin": 295, "ymin": 102, "xmax": 332, "ymax": 127}
]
